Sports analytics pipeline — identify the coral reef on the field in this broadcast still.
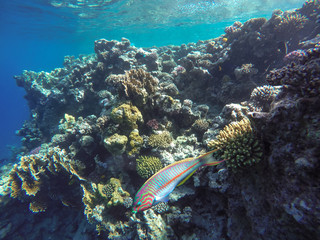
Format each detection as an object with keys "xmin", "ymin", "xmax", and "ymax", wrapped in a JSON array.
[
  {"xmin": 136, "ymin": 156, "xmax": 163, "ymax": 179},
  {"xmin": 267, "ymin": 47, "xmax": 320, "ymax": 97},
  {"xmin": 110, "ymin": 103, "xmax": 143, "ymax": 131},
  {"xmin": 208, "ymin": 118, "xmax": 263, "ymax": 171},
  {"xmin": 2, "ymin": 2, "xmax": 319, "ymax": 239},
  {"xmin": 103, "ymin": 133, "xmax": 128, "ymax": 155},
  {"xmin": 148, "ymin": 131, "xmax": 173, "ymax": 148}
]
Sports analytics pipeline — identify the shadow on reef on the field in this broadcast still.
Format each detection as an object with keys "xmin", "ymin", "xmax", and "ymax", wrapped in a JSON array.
[{"xmin": 0, "ymin": 1, "xmax": 319, "ymax": 239}]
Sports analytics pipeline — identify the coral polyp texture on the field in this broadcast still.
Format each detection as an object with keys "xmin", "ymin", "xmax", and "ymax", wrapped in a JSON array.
[
  {"xmin": 208, "ymin": 118, "xmax": 263, "ymax": 170},
  {"xmin": 148, "ymin": 131, "xmax": 173, "ymax": 148},
  {"xmin": 1, "ymin": 2, "xmax": 320, "ymax": 239},
  {"xmin": 110, "ymin": 103, "xmax": 143, "ymax": 130},
  {"xmin": 136, "ymin": 156, "xmax": 163, "ymax": 179}
]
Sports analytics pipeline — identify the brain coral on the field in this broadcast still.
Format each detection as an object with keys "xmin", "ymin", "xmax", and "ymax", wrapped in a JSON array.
[
  {"xmin": 208, "ymin": 118, "xmax": 263, "ymax": 171},
  {"xmin": 136, "ymin": 156, "xmax": 163, "ymax": 179}
]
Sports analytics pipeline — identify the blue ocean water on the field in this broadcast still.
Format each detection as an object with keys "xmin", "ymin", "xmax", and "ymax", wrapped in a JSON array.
[{"xmin": 0, "ymin": 0, "xmax": 307, "ymax": 161}]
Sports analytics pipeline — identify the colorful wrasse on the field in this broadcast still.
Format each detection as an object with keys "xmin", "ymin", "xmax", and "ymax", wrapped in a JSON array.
[{"xmin": 132, "ymin": 149, "xmax": 225, "ymax": 213}]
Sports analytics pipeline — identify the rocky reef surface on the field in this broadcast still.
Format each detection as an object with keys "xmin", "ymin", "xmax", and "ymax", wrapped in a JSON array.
[{"xmin": 1, "ymin": 1, "xmax": 319, "ymax": 239}]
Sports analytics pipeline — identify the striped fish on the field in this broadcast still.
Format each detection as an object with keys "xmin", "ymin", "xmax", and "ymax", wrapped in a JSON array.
[{"xmin": 132, "ymin": 149, "xmax": 225, "ymax": 213}]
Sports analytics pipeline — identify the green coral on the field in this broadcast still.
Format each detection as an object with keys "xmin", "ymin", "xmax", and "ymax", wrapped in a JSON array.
[
  {"xmin": 127, "ymin": 129, "xmax": 143, "ymax": 156},
  {"xmin": 148, "ymin": 131, "xmax": 173, "ymax": 148},
  {"xmin": 136, "ymin": 156, "xmax": 163, "ymax": 179},
  {"xmin": 110, "ymin": 103, "xmax": 143, "ymax": 131},
  {"xmin": 207, "ymin": 118, "xmax": 263, "ymax": 171},
  {"xmin": 103, "ymin": 133, "xmax": 128, "ymax": 155}
]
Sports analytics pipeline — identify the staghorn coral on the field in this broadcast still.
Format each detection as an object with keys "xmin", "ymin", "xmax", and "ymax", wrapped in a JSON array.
[
  {"xmin": 110, "ymin": 103, "xmax": 143, "ymax": 131},
  {"xmin": 208, "ymin": 118, "xmax": 263, "ymax": 171},
  {"xmin": 148, "ymin": 131, "xmax": 173, "ymax": 148},
  {"xmin": 136, "ymin": 156, "xmax": 163, "ymax": 179},
  {"xmin": 103, "ymin": 133, "xmax": 128, "ymax": 155}
]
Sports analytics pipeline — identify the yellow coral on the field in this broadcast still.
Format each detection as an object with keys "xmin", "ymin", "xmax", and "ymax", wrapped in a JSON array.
[
  {"xmin": 29, "ymin": 200, "xmax": 47, "ymax": 213},
  {"xmin": 106, "ymin": 178, "xmax": 130, "ymax": 207},
  {"xmin": 111, "ymin": 103, "xmax": 143, "ymax": 130},
  {"xmin": 136, "ymin": 156, "xmax": 163, "ymax": 179},
  {"xmin": 208, "ymin": 118, "xmax": 263, "ymax": 171},
  {"xmin": 148, "ymin": 131, "xmax": 172, "ymax": 148},
  {"xmin": 103, "ymin": 133, "xmax": 128, "ymax": 155},
  {"xmin": 128, "ymin": 129, "xmax": 143, "ymax": 156},
  {"xmin": 22, "ymin": 180, "xmax": 41, "ymax": 196},
  {"xmin": 59, "ymin": 113, "xmax": 76, "ymax": 132},
  {"xmin": 8, "ymin": 167, "xmax": 22, "ymax": 198}
]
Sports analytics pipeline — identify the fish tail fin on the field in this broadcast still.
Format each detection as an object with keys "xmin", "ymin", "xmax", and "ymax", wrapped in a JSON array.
[{"xmin": 201, "ymin": 149, "xmax": 226, "ymax": 166}]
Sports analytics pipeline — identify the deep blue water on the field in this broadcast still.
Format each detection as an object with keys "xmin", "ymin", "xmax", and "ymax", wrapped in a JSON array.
[{"xmin": 0, "ymin": 0, "xmax": 307, "ymax": 161}]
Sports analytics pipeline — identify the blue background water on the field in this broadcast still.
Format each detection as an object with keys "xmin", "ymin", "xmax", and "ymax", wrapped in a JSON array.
[{"xmin": 0, "ymin": 0, "xmax": 306, "ymax": 161}]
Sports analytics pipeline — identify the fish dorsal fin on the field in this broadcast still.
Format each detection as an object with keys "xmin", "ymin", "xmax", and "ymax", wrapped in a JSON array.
[{"xmin": 177, "ymin": 169, "xmax": 197, "ymax": 187}]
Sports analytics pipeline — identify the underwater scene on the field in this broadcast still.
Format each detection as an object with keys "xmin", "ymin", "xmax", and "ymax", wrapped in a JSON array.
[{"xmin": 0, "ymin": 0, "xmax": 319, "ymax": 239}]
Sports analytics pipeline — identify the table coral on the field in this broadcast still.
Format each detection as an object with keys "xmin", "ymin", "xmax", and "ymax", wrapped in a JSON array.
[
  {"xmin": 208, "ymin": 118, "xmax": 263, "ymax": 171},
  {"xmin": 136, "ymin": 156, "xmax": 163, "ymax": 179}
]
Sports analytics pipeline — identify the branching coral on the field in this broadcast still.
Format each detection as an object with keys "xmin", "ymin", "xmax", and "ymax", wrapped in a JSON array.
[
  {"xmin": 274, "ymin": 12, "xmax": 308, "ymax": 39},
  {"xmin": 207, "ymin": 118, "xmax": 263, "ymax": 171},
  {"xmin": 148, "ymin": 131, "xmax": 173, "ymax": 148},
  {"xmin": 110, "ymin": 103, "xmax": 143, "ymax": 131},
  {"xmin": 136, "ymin": 156, "xmax": 163, "ymax": 179}
]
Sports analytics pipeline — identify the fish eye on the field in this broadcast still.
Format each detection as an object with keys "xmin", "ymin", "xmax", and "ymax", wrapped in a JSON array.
[{"xmin": 137, "ymin": 201, "xmax": 142, "ymax": 206}]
